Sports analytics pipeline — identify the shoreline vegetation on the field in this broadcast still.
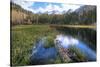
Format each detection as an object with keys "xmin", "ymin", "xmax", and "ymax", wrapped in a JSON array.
[
  {"xmin": 50, "ymin": 24, "xmax": 96, "ymax": 29},
  {"xmin": 12, "ymin": 24, "xmax": 96, "ymax": 29},
  {"xmin": 11, "ymin": 1, "xmax": 96, "ymax": 66},
  {"xmin": 11, "ymin": 25, "xmax": 96, "ymax": 65}
]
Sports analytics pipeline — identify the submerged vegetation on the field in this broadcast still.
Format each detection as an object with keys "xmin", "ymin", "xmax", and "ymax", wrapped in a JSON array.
[
  {"xmin": 11, "ymin": 25, "xmax": 96, "ymax": 65},
  {"xmin": 11, "ymin": 25, "xmax": 59, "ymax": 65},
  {"xmin": 68, "ymin": 46, "xmax": 87, "ymax": 62},
  {"xmin": 44, "ymin": 36, "xmax": 55, "ymax": 48},
  {"xmin": 11, "ymin": 1, "xmax": 96, "ymax": 66}
]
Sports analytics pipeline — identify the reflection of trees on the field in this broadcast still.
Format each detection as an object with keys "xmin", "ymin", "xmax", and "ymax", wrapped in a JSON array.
[{"xmin": 56, "ymin": 27, "xmax": 96, "ymax": 51}]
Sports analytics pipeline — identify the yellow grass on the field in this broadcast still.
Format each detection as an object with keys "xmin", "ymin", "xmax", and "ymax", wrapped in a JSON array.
[{"xmin": 50, "ymin": 25, "xmax": 96, "ymax": 29}]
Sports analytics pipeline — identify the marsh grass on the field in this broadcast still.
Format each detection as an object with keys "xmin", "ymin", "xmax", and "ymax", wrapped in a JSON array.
[
  {"xmin": 11, "ymin": 25, "xmax": 58, "ymax": 66},
  {"xmin": 11, "ymin": 25, "xmax": 95, "ymax": 66},
  {"xmin": 68, "ymin": 46, "xmax": 87, "ymax": 62}
]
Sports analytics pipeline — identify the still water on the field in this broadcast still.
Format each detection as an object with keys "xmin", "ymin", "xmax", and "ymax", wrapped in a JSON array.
[
  {"xmin": 30, "ymin": 37, "xmax": 57, "ymax": 64},
  {"xmin": 55, "ymin": 34, "xmax": 96, "ymax": 61},
  {"xmin": 30, "ymin": 34, "xmax": 96, "ymax": 64}
]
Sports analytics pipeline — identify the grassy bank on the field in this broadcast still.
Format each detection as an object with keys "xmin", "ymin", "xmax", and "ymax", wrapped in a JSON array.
[
  {"xmin": 11, "ymin": 25, "xmax": 59, "ymax": 66},
  {"xmin": 11, "ymin": 24, "xmax": 96, "ymax": 66}
]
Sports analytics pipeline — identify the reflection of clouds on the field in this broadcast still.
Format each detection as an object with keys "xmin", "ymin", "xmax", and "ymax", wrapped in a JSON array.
[
  {"xmin": 55, "ymin": 34, "xmax": 96, "ymax": 61},
  {"xmin": 55, "ymin": 35, "xmax": 79, "ymax": 48}
]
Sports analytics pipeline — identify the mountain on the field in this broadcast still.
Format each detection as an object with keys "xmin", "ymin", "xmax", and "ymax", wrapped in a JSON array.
[
  {"xmin": 75, "ymin": 5, "xmax": 96, "ymax": 15},
  {"xmin": 74, "ymin": 5, "xmax": 96, "ymax": 25},
  {"xmin": 11, "ymin": 1, "xmax": 96, "ymax": 25}
]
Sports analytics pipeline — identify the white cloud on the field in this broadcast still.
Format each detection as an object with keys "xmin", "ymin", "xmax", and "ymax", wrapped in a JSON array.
[
  {"xmin": 11, "ymin": 0, "xmax": 81, "ymax": 14},
  {"xmin": 32, "ymin": 4, "xmax": 64, "ymax": 14},
  {"xmin": 32, "ymin": 3, "xmax": 81, "ymax": 14},
  {"xmin": 12, "ymin": 0, "xmax": 34, "ymax": 12}
]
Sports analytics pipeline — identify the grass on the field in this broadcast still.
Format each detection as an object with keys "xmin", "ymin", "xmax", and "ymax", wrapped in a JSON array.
[
  {"xmin": 50, "ymin": 24, "xmax": 96, "ymax": 29},
  {"xmin": 68, "ymin": 46, "xmax": 87, "ymax": 62},
  {"xmin": 11, "ymin": 24, "xmax": 96, "ymax": 66},
  {"xmin": 11, "ymin": 25, "xmax": 59, "ymax": 66}
]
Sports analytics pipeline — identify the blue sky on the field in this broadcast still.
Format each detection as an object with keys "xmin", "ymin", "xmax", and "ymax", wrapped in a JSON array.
[
  {"xmin": 30, "ymin": 2, "xmax": 62, "ymax": 10},
  {"xmin": 12, "ymin": 0, "xmax": 82, "ymax": 14}
]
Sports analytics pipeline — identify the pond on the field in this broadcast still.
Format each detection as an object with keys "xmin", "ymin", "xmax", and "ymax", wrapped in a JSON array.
[
  {"xmin": 30, "ymin": 34, "xmax": 96, "ymax": 64},
  {"xmin": 55, "ymin": 34, "xmax": 96, "ymax": 61},
  {"xmin": 30, "ymin": 37, "xmax": 57, "ymax": 64}
]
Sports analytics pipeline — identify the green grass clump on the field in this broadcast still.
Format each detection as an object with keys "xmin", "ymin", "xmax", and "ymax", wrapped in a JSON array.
[
  {"xmin": 68, "ymin": 46, "xmax": 87, "ymax": 62},
  {"xmin": 44, "ymin": 36, "xmax": 55, "ymax": 48},
  {"xmin": 11, "ymin": 25, "xmax": 58, "ymax": 66}
]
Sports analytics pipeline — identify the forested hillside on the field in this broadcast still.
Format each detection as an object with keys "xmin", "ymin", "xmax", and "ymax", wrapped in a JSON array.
[
  {"xmin": 11, "ymin": 1, "xmax": 96, "ymax": 66},
  {"xmin": 11, "ymin": 2, "xmax": 33, "ymax": 25},
  {"xmin": 11, "ymin": 2, "xmax": 96, "ymax": 25}
]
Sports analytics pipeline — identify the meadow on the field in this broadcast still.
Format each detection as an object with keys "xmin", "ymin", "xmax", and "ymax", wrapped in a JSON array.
[
  {"xmin": 11, "ymin": 2, "xmax": 96, "ymax": 66},
  {"xmin": 11, "ymin": 24, "xmax": 96, "ymax": 66},
  {"xmin": 11, "ymin": 25, "xmax": 60, "ymax": 66}
]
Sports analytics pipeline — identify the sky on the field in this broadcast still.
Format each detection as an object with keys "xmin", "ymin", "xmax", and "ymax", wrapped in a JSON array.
[{"xmin": 11, "ymin": 0, "xmax": 82, "ymax": 14}]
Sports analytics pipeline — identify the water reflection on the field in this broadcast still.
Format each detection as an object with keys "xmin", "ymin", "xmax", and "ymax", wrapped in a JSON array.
[
  {"xmin": 30, "ymin": 34, "xmax": 96, "ymax": 64},
  {"xmin": 30, "ymin": 37, "xmax": 57, "ymax": 64},
  {"xmin": 55, "ymin": 34, "xmax": 96, "ymax": 61},
  {"xmin": 54, "ymin": 35, "xmax": 79, "ymax": 48}
]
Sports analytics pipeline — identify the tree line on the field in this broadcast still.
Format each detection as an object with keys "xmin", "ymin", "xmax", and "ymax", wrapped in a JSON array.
[{"xmin": 11, "ymin": 2, "xmax": 96, "ymax": 25}]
